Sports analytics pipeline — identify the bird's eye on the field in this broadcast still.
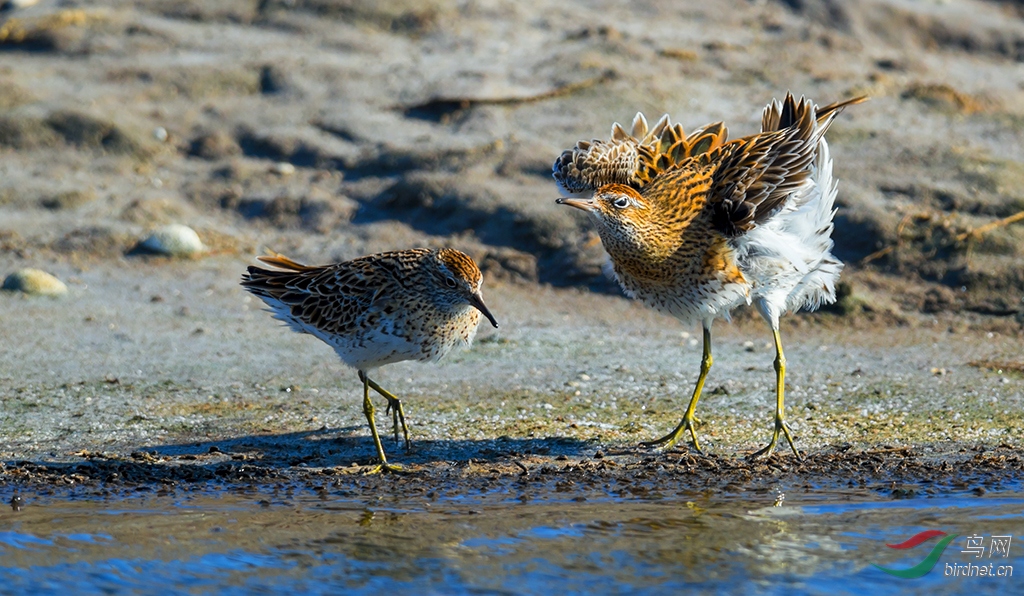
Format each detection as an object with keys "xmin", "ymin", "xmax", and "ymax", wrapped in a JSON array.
[
  {"xmin": 445, "ymin": 277, "xmax": 457, "ymax": 288},
  {"xmin": 612, "ymin": 197, "xmax": 630, "ymax": 209}
]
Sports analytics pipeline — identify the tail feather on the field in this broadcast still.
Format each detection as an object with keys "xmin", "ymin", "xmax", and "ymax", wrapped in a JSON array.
[
  {"xmin": 241, "ymin": 251, "xmax": 314, "ymax": 298},
  {"xmin": 240, "ymin": 266, "xmax": 283, "ymax": 296},
  {"xmin": 255, "ymin": 251, "xmax": 315, "ymax": 272},
  {"xmin": 815, "ymin": 95, "xmax": 869, "ymax": 127},
  {"xmin": 762, "ymin": 94, "xmax": 868, "ymax": 136}
]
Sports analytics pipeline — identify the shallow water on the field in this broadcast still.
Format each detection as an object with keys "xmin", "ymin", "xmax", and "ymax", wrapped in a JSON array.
[{"xmin": 1, "ymin": 488, "xmax": 1021, "ymax": 595}]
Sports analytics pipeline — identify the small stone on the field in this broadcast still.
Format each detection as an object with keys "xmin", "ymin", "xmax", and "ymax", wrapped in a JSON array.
[
  {"xmin": 139, "ymin": 224, "xmax": 204, "ymax": 258},
  {"xmin": 2, "ymin": 0, "xmax": 40, "ymax": 9},
  {"xmin": 2, "ymin": 268, "xmax": 68, "ymax": 296},
  {"xmin": 272, "ymin": 162, "xmax": 296, "ymax": 176},
  {"xmin": 152, "ymin": 126, "xmax": 168, "ymax": 142}
]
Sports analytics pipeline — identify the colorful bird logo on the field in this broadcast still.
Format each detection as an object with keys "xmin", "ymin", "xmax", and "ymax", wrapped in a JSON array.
[{"xmin": 873, "ymin": 530, "xmax": 959, "ymax": 579}]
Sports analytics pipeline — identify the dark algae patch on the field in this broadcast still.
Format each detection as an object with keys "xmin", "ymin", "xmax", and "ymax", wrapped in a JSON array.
[{"xmin": 4, "ymin": 443, "xmax": 1021, "ymax": 502}]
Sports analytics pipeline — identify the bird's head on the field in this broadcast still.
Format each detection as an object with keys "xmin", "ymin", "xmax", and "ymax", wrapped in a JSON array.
[
  {"xmin": 556, "ymin": 184, "xmax": 661, "ymax": 250},
  {"xmin": 432, "ymin": 248, "xmax": 498, "ymax": 328}
]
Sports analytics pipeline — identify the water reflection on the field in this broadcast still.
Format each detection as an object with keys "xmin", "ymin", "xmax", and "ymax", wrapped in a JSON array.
[{"xmin": 0, "ymin": 491, "xmax": 1021, "ymax": 594}]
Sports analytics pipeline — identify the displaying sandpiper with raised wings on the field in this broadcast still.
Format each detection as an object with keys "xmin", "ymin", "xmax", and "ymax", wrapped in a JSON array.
[
  {"xmin": 556, "ymin": 93, "xmax": 864, "ymax": 458},
  {"xmin": 241, "ymin": 248, "xmax": 498, "ymax": 473}
]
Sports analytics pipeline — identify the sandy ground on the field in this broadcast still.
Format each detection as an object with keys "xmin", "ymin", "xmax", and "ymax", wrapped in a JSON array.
[
  {"xmin": 1, "ymin": 257, "xmax": 1022, "ymax": 496},
  {"xmin": 1, "ymin": 0, "xmax": 1023, "ymax": 496}
]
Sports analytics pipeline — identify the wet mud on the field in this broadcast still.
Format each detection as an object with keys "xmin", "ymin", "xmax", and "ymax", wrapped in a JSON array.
[{"xmin": 4, "ymin": 440, "xmax": 1022, "ymax": 506}]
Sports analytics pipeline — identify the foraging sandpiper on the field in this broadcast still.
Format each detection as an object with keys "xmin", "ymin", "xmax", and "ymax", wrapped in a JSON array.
[{"xmin": 241, "ymin": 248, "xmax": 498, "ymax": 472}]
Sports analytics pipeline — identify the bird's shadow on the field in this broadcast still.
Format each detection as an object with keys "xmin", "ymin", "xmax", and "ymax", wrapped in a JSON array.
[
  {"xmin": 149, "ymin": 426, "xmax": 594, "ymax": 466},
  {"xmin": 6, "ymin": 428, "xmax": 596, "ymax": 490}
]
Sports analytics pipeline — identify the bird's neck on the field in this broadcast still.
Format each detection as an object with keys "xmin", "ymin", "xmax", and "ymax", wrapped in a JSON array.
[{"xmin": 598, "ymin": 213, "xmax": 711, "ymax": 283}]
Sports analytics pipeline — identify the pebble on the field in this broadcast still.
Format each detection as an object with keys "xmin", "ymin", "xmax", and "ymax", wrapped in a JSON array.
[
  {"xmin": 2, "ymin": 268, "xmax": 68, "ymax": 296},
  {"xmin": 152, "ymin": 126, "xmax": 168, "ymax": 142},
  {"xmin": 3, "ymin": 0, "xmax": 40, "ymax": 9},
  {"xmin": 272, "ymin": 162, "xmax": 296, "ymax": 176},
  {"xmin": 140, "ymin": 224, "xmax": 204, "ymax": 258}
]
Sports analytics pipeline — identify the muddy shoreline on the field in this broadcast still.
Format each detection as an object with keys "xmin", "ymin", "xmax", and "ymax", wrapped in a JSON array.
[
  {"xmin": 5, "ymin": 442, "xmax": 1023, "ymax": 507},
  {"xmin": 2, "ymin": 260, "xmax": 1023, "ymax": 502}
]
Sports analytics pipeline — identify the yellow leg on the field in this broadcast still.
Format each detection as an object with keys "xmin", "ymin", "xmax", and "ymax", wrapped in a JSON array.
[
  {"xmin": 359, "ymin": 373, "xmax": 405, "ymax": 474},
  {"xmin": 750, "ymin": 328, "xmax": 801, "ymax": 459},
  {"xmin": 642, "ymin": 326, "xmax": 712, "ymax": 452},
  {"xmin": 367, "ymin": 377, "xmax": 411, "ymax": 451}
]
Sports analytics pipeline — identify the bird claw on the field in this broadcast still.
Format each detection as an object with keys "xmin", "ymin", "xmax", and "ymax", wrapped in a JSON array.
[
  {"xmin": 749, "ymin": 418, "xmax": 801, "ymax": 460},
  {"xmin": 382, "ymin": 398, "xmax": 408, "ymax": 447},
  {"xmin": 363, "ymin": 462, "xmax": 410, "ymax": 475},
  {"xmin": 641, "ymin": 415, "xmax": 703, "ymax": 453}
]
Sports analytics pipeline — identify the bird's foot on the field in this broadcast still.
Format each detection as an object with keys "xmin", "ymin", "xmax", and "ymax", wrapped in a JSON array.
[
  {"xmin": 384, "ymin": 401, "xmax": 400, "ymax": 442},
  {"xmin": 363, "ymin": 461, "xmax": 410, "ymax": 475},
  {"xmin": 383, "ymin": 398, "xmax": 411, "ymax": 451},
  {"xmin": 640, "ymin": 415, "xmax": 703, "ymax": 453},
  {"xmin": 749, "ymin": 417, "xmax": 801, "ymax": 460}
]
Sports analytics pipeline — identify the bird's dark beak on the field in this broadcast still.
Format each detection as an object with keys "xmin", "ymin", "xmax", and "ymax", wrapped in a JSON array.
[
  {"xmin": 556, "ymin": 197, "xmax": 594, "ymax": 212},
  {"xmin": 470, "ymin": 292, "xmax": 498, "ymax": 328}
]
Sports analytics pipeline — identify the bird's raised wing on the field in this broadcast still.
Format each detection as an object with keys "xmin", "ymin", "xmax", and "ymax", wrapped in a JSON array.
[
  {"xmin": 553, "ymin": 112, "xmax": 668, "ymax": 195},
  {"xmin": 704, "ymin": 93, "xmax": 864, "ymax": 236},
  {"xmin": 763, "ymin": 94, "xmax": 867, "ymax": 134},
  {"xmin": 553, "ymin": 112, "xmax": 731, "ymax": 195}
]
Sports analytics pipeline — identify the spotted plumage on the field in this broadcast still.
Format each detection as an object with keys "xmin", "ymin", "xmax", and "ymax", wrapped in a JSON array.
[
  {"xmin": 553, "ymin": 111, "xmax": 729, "ymax": 196},
  {"xmin": 557, "ymin": 93, "xmax": 864, "ymax": 459},
  {"xmin": 241, "ymin": 248, "xmax": 498, "ymax": 472}
]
